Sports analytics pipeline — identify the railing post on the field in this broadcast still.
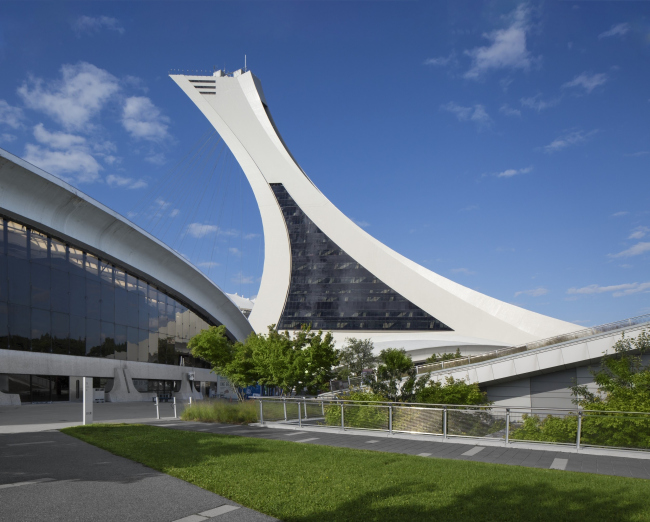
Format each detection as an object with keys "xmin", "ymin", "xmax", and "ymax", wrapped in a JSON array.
[
  {"xmin": 173, "ymin": 397, "xmax": 177, "ymax": 419},
  {"xmin": 283, "ymin": 398, "xmax": 287, "ymax": 421},
  {"xmin": 505, "ymin": 408, "xmax": 510, "ymax": 445},
  {"xmin": 155, "ymin": 396, "xmax": 160, "ymax": 420},
  {"xmin": 298, "ymin": 401, "xmax": 302, "ymax": 428},
  {"xmin": 259, "ymin": 400, "xmax": 264, "ymax": 425},
  {"xmin": 389, "ymin": 406, "xmax": 393, "ymax": 435},
  {"xmin": 189, "ymin": 396, "xmax": 192, "ymax": 406},
  {"xmin": 341, "ymin": 403, "xmax": 345, "ymax": 431},
  {"xmin": 304, "ymin": 398, "xmax": 307, "ymax": 419},
  {"xmin": 321, "ymin": 401, "xmax": 324, "ymax": 416},
  {"xmin": 443, "ymin": 406, "xmax": 447, "ymax": 440},
  {"xmin": 576, "ymin": 410, "xmax": 582, "ymax": 451}
]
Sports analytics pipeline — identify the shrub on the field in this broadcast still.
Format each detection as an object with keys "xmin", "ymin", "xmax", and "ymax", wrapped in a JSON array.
[{"xmin": 181, "ymin": 400, "xmax": 258, "ymax": 424}]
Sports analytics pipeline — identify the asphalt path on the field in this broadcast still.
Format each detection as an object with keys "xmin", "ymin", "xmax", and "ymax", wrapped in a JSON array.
[{"xmin": 0, "ymin": 429, "xmax": 277, "ymax": 522}]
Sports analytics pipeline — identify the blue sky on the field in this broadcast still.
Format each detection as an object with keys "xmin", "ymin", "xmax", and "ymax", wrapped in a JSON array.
[{"xmin": 0, "ymin": 1, "xmax": 648, "ymax": 327}]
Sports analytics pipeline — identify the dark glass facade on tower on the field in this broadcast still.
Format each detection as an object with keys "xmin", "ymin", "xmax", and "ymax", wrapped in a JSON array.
[
  {"xmin": 270, "ymin": 184, "xmax": 453, "ymax": 331},
  {"xmin": 0, "ymin": 216, "xmax": 214, "ymax": 364}
]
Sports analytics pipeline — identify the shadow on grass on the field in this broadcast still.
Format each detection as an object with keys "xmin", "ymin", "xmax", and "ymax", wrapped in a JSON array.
[
  {"xmin": 63, "ymin": 424, "xmax": 269, "ymax": 470},
  {"xmin": 288, "ymin": 480, "xmax": 649, "ymax": 522}
]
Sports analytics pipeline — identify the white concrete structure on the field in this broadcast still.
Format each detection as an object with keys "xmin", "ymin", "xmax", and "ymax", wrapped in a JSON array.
[{"xmin": 172, "ymin": 69, "xmax": 582, "ymax": 360}]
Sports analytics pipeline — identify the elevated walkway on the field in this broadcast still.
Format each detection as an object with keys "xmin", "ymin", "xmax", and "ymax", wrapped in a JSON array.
[{"xmin": 416, "ymin": 315, "xmax": 650, "ymax": 386}]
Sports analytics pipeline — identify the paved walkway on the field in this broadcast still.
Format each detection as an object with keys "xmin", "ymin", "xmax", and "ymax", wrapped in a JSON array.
[
  {"xmin": 0, "ymin": 429, "xmax": 276, "ymax": 522},
  {"xmin": 151, "ymin": 421, "xmax": 650, "ymax": 480}
]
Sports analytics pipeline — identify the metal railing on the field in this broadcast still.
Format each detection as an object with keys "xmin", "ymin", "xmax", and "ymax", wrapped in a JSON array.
[
  {"xmin": 257, "ymin": 397, "xmax": 650, "ymax": 452},
  {"xmin": 415, "ymin": 314, "xmax": 650, "ymax": 375}
]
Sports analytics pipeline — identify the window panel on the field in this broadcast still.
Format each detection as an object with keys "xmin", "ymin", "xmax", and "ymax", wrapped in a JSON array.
[
  {"xmin": 85, "ymin": 318, "xmax": 101, "ymax": 356},
  {"xmin": 29, "ymin": 230, "xmax": 49, "ymax": 264},
  {"xmin": 127, "ymin": 326, "xmax": 139, "ymax": 361},
  {"xmin": 101, "ymin": 283, "xmax": 115, "ymax": 323},
  {"xmin": 69, "ymin": 273, "xmax": 85, "ymax": 317},
  {"xmin": 51, "ymin": 269, "xmax": 70, "ymax": 313},
  {"xmin": 6, "ymin": 221, "xmax": 27, "ymax": 258},
  {"xmin": 99, "ymin": 261, "xmax": 113, "ymax": 284},
  {"xmin": 85, "ymin": 253, "xmax": 99, "ymax": 280},
  {"xmin": 0, "ymin": 301, "xmax": 8, "ymax": 350},
  {"xmin": 100, "ymin": 321, "xmax": 115, "ymax": 358},
  {"xmin": 85, "ymin": 279, "xmax": 101, "ymax": 320},
  {"xmin": 50, "ymin": 239, "xmax": 68, "ymax": 272},
  {"xmin": 51, "ymin": 311, "xmax": 70, "ymax": 355},
  {"xmin": 0, "ymin": 255, "xmax": 7, "ymax": 303},
  {"xmin": 70, "ymin": 314, "xmax": 85, "ymax": 356},
  {"xmin": 9, "ymin": 303, "xmax": 30, "ymax": 351},
  {"xmin": 68, "ymin": 247, "xmax": 84, "ymax": 274},
  {"xmin": 114, "ymin": 324, "xmax": 127, "ymax": 360},
  {"xmin": 8, "ymin": 256, "xmax": 30, "ymax": 306},
  {"xmin": 30, "ymin": 263, "xmax": 51, "ymax": 310},
  {"xmin": 31, "ymin": 308, "xmax": 51, "ymax": 353},
  {"xmin": 138, "ymin": 328, "xmax": 149, "ymax": 362},
  {"xmin": 148, "ymin": 331, "xmax": 158, "ymax": 363},
  {"xmin": 115, "ymin": 285, "xmax": 128, "ymax": 326}
]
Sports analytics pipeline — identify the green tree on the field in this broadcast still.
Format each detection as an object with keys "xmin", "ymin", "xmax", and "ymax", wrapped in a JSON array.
[
  {"xmin": 424, "ymin": 347, "xmax": 463, "ymax": 364},
  {"xmin": 370, "ymin": 348, "xmax": 416, "ymax": 401},
  {"xmin": 188, "ymin": 325, "xmax": 234, "ymax": 370},
  {"xmin": 414, "ymin": 376, "xmax": 488, "ymax": 405},
  {"xmin": 338, "ymin": 338, "xmax": 376, "ymax": 379},
  {"xmin": 294, "ymin": 326, "xmax": 339, "ymax": 395}
]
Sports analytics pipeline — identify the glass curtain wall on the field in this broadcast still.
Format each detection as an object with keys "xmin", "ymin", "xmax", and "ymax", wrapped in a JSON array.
[
  {"xmin": 270, "ymin": 184, "xmax": 453, "ymax": 331},
  {"xmin": 0, "ymin": 217, "xmax": 213, "ymax": 365}
]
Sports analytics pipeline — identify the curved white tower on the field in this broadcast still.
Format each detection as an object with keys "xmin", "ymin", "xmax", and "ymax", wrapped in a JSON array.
[{"xmin": 171, "ymin": 69, "xmax": 581, "ymax": 360}]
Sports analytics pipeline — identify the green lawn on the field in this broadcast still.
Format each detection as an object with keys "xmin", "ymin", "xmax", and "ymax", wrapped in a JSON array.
[{"xmin": 62, "ymin": 425, "xmax": 650, "ymax": 522}]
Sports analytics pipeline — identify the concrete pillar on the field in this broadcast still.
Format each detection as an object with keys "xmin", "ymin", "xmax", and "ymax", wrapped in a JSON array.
[
  {"xmin": 105, "ymin": 367, "xmax": 144, "ymax": 403},
  {"xmin": 174, "ymin": 371, "xmax": 203, "ymax": 401}
]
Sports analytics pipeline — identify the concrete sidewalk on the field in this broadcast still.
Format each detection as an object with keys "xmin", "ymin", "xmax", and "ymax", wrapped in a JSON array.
[{"xmin": 0, "ymin": 429, "xmax": 277, "ymax": 522}]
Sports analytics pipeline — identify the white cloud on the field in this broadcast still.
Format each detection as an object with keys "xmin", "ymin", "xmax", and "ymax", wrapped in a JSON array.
[
  {"xmin": 567, "ymin": 282, "xmax": 650, "ymax": 298},
  {"xmin": 495, "ymin": 166, "xmax": 532, "ymax": 178},
  {"xmin": 544, "ymin": 129, "xmax": 597, "ymax": 153},
  {"xmin": 499, "ymin": 104, "xmax": 521, "ymax": 117},
  {"xmin": 144, "ymin": 152, "xmax": 167, "ymax": 165},
  {"xmin": 464, "ymin": 4, "xmax": 532, "ymax": 79},
  {"xmin": 441, "ymin": 102, "xmax": 492, "ymax": 129},
  {"xmin": 610, "ymin": 242, "xmax": 650, "ymax": 258},
  {"xmin": 514, "ymin": 287, "xmax": 548, "ymax": 297},
  {"xmin": 0, "ymin": 133, "xmax": 16, "ymax": 143},
  {"xmin": 18, "ymin": 62, "xmax": 120, "ymax": 131},
  {"xmin": 629, "ymin": 227, "xmax": 649, "ymax": 240},
  {"xmin": 599, "ymin": 23, "xmax": 630, "ymax": 39},
  {"xmin": 229, "ymin": 247, "xmax": 242, "ymax": 256},
  {"xmin": 424, "ymin": 52, "xmax": 455, "ymax": 67},
  {"xmin": 562, "ymin": 72, "xmax": 607, "ymax": 94},
  {"xmin": 197, "ymin": 261, "xmax": 220, "ymax": 269},
  {"xmin": 625, "ymin": 151, "xmax": 649, "ymax": 158},
  {"xmin": 73, "ymin": 15, "xmax": 125, "ymax": 36},
  {"xmin": 450, "ymin": 268, "xmax": 476, "ymax": 275},
  {"xmin": 23, "ymin": 143, "xmax": 102, "ymax": 184},
  {"xmin": 185, "ymin": 223, "xmax": 220, "ymax": 239},
  {"xmin": 33, "ymin": 123, "xmax": 86, "ymax": 150},
  {"xmin": 121, "ymin": 96, "xmax": 170, "ymax": 142},
  {"xmin": 611, "ymin": 211, "xmax": 629, "ymax": 217},
  {"xmin": 354, "ymin": 219, "xmax": 370, "ymax": 228},
  {"xmin": 231, "ymin": 271, "xmax": 254, "ymax": 284},
  {"xmin": 243, "ymin": 233, "xmax": 260, "ymax": 240},
  {"xmin": 0, "ymin": 100, "xmax": 24, "ymax": 129},
  {"xmin": 520, "ymin": 94, "xmax": 560, "ymax": 112},
  {"xmin": 170, "ymin": 209, "xmax": 180, "ymax": 218},
  {"xmin": 106, "ymin": 174, "xmax": 147, "ymax": 190}
]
